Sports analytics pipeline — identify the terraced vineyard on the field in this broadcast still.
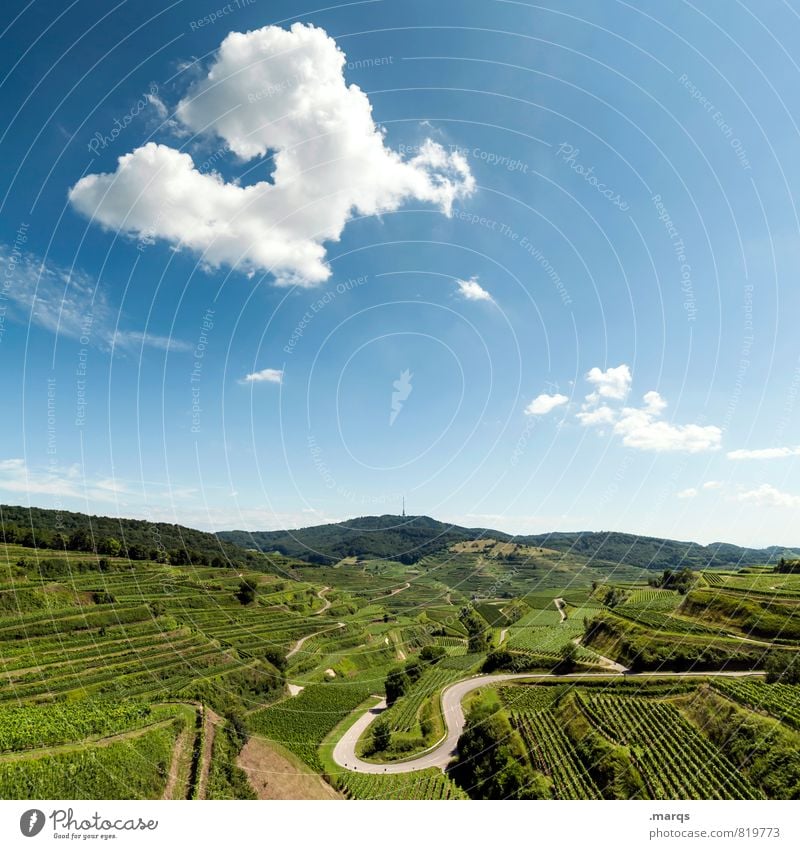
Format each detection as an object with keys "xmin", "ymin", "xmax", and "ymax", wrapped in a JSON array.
[
  {"xmin": 248, "ymin": 682, "xmax": 376, "ymax": 772},
  {"xmin": 334, "ymin": 768, "xmax": 467, "ymax": 800},
  {"xmin": 513, "ymin": 710, "xmax": 601, "ymax": 799},
  {"xmin": 382, "ymin": 666, "xmax": 467, "ymax": 733},
  {"xmin": 580, "ymin": 695, "xmax": 761, "ymax": 799},
  {"xmin": 711, "ymin": 679, "xmax": 800, "ymax": 729}
]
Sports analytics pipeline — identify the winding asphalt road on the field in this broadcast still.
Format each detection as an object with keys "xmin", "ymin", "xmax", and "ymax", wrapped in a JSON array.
[{"xmin": 331, "ymin": 669, "xmax": 765, "ymax": 775}]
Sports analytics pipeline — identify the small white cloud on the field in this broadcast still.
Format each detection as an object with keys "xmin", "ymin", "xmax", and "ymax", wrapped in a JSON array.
[
  {"xmin": 677, "ymin": 487, "xmax": 698, "ymax": 499},
  {"xmin": 727, "ymin": 446, "xmax": 800, "ymax": 460},
  {"xmin": 456, "ymin": 277, "xmax": 493, "ymax": 302},
  {"xmin": 702, "ymin": 480, "xmax": 723, "ymax": 490},
  {"xmin": 613, "ymin": 404, "xmax": 721, "ymax": 453},
  {"xmin": 737, "ymin": 483, "xmax": 800, "ymax": 509},
  {"xmin": 243, "ymin": 368, "xmax": 283, "ymax": 384},
  {"xmin": 525, "ymin": 393, "xmax": 569, "ymax": 416},
  {"xmin": 585, "ymin": 364, "xmax": 632, "ymax": 402},
  {"xmin": 576, "ymin": 367, "xmax": 721, "ymax": 454}
]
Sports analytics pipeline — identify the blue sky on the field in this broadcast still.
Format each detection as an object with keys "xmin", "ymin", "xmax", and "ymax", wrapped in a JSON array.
[{"xmin": 1, "ymin": 0, "xmax": 799, "ymax": 546}]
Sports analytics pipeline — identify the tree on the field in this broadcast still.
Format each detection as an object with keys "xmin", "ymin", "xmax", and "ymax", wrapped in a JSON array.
[
  {"xmin": 67, "ymin": 528, "xmax": 92, "ymax": 552},
  {"xmin": 103, "ymin": 537, "xmax": 122, "ymax": 557},
  {"xmin": 555, "ymin": 642, "xmax": 578, "ymax": 674},
  {"xmin": 451, "ymin": 700, "xmax": 542, "ymax": 799},
  {"xmin": 404, "ymin": 658, "xmax": 422, "ymax": 683},
  {"xmin": 236, "ymin": 579, "xmax": 258, "ymax": 605},
  {"xmin": 459, "ymin": 606, "xmax": 489, "ymax": 654},
  {"xmin": 765, "ymin": 651, "xmax": 800, "ymax": 684},
  {"xmin": 420, "ymin": 644, "xmax": 446, "ymax": 663},
  {"xmin": 371, "ymin": 717, "xmax": 391, "ymax": 752},
  {"xmin": 385, "ymin": 668, "xmax": 410, "ymax": 705}
]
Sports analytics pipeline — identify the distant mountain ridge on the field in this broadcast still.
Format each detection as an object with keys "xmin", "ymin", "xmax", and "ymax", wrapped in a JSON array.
[{"xmin": 217, "ymin": 514, "xmax": 800, "ymax": 570}]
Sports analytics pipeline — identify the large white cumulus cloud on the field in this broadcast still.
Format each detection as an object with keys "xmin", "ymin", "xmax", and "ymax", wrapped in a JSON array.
[{"xmin": 69, "ymin": 23, "xmax": 474, "ymax": 285}]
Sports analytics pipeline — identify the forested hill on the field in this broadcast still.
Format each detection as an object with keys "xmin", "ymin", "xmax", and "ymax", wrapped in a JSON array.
[
  {"xmin": 218, "ymin": 515, "xmax": 507, "ymax": 564},
  {"xmin": 219, "ymin": 515, "xmax": 800, "ymax": 570},
  {"xmin": 0, "ymin": 503, "xmax": 275, "ymax": 570},
  {"xmin": 517, "ymin": 531, "xmax": 800, "ymax": 571}
]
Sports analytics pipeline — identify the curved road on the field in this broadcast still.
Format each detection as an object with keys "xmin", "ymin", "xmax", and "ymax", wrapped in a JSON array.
[{"xmin": 332, "ymin": 669, "xmax": 764, "ymax": 775}]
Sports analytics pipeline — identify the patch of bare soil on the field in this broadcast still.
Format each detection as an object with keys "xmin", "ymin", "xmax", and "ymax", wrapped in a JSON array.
[{"xmin": 237, "ymin": 738, "xmax": 341, "ymax": 800}]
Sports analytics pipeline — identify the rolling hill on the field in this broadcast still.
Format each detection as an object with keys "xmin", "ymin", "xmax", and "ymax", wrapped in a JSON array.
[{"xmin": 218, "ymin": 515, "xmax": 800, "ymax": 570}]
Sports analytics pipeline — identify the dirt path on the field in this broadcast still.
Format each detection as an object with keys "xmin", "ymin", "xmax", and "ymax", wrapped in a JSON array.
[
  {"xmin": 313, "ymin": 586, "xmax": 332, "ymax": 615},
  {"xmin": 238, "ymin": 737, "xmax": 340, "ymax": 799},
  {"xmin": 332, "ymin": 669, "xmax": 765, "ymax": 775},
  {"xmin": 381, "ymin": 582, "xmax": 411, "ymax": 599},
  {"xmin": 499, "ymin": 628, "xmax": 509, "ymax": 644},
  {"xmin": 554, "ymin": 597, "xmax": 567, "ymax": 622},
  {"xmin": 286, "ymin": 622, "xmax": 346, "ymax": 658},
  {"xmin": 197, "ymin": 707, "xmax": 222, "ymax": 800},
  {"xmin": 162, "ymin": 721, "xmax": 194, "ymax": 800},
  {"xmin": 572, "ymin": 636, "xmax": 628, "ymax": 672}
]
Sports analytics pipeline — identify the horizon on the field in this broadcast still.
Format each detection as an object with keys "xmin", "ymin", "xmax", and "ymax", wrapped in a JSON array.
[{"xmin": 3, "ymin": 500, "xmax": 799, "ymax": 552}]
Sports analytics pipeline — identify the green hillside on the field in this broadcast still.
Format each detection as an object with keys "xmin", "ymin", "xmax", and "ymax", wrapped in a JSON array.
[{"xmin": 218, "ymin": 515, "xmax": 799, "ymax": 570}]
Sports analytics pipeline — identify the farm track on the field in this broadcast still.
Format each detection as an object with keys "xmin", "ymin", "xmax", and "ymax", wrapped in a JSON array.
[
  {"xmin": 554, "ymin": 598, "xmax": 567, "ymax": 622},
  {"xmin": 286, "ymin": 622, "xmax": 346, "ymax": 658},
  {"xmin": 331, "ymin": 669, "xmax": 766, "ymax": 775},
  {"xmin": 162, "ymin": 721, "xmax": 195, "ymax": 800},
  {"xmin": 380, "ymin": 582, "xmax": 411, "ymax": 599},
  {"xmin": 197, "ymin": 707, "xmax": 222, "ymax": 800},
  {"xmin": 312, "ymin": 586, "xmax": 332, "ymax": 615}
]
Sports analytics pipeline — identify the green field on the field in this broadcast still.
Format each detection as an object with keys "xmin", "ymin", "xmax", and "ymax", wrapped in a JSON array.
[{"xmin": 1, "ymin": 512, "xmax": 799, "ymax": 801}]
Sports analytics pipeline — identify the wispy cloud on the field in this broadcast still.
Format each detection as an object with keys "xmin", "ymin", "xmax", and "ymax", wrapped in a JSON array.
[
  {"xmin": 0, "ymin": 458, "xmax": 123, "ymax": 502},
  {"xmin": 242, "ymin": 368, "xmax": 283, "ymax": 384},
  {"xmin": 727, "ymin": 446, "xmax": 800, "ymax": 460},
  {"xmin": 0, "ymin": 246, "xmax": 190, "ymax": 353}
]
